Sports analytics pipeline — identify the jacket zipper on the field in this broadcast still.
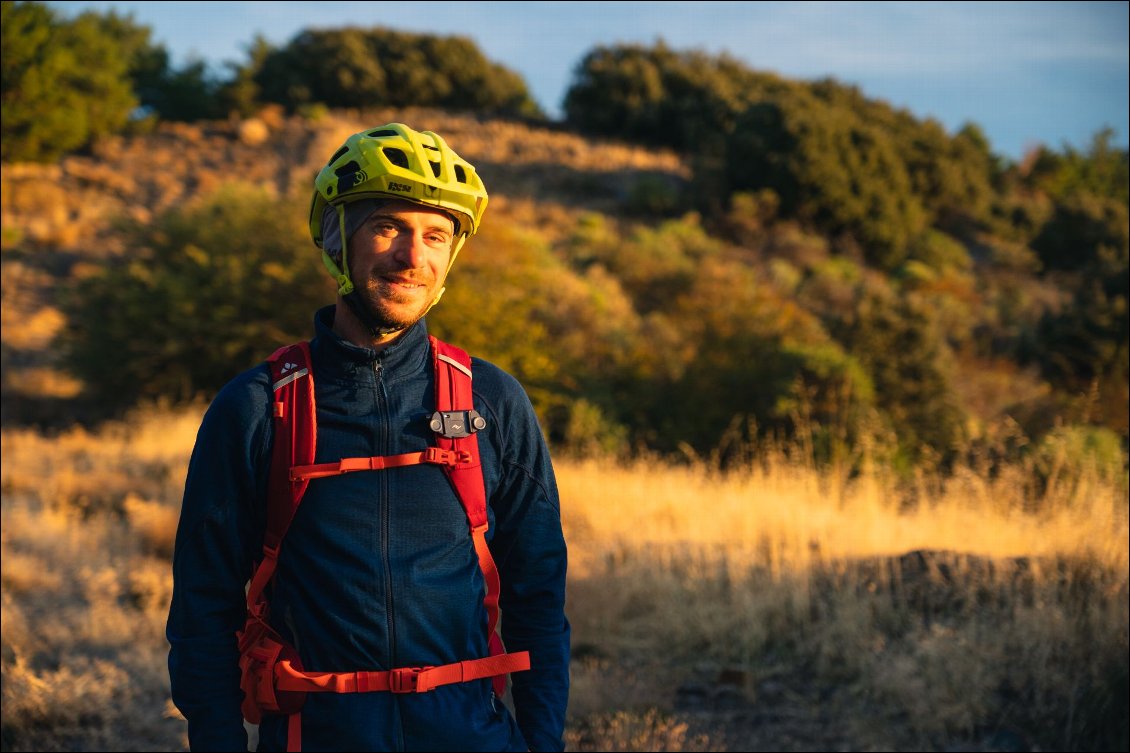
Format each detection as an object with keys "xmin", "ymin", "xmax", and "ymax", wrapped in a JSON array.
[
  {"xmin": 374, "ymin": 358, "xmax": 397, "ymax": 668},
  {"xmin": 376, "ymin": 356, "xmax": 406, "ymax": 753}
]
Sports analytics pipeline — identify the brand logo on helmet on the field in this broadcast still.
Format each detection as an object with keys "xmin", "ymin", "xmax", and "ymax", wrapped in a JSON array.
[
  {"xmin": 334, "ymin": 161, "xmax": 368, "ymax": 194},
  {"xmin": 387, "ymin": 181, "xmax": 412, "ymax": 193}
]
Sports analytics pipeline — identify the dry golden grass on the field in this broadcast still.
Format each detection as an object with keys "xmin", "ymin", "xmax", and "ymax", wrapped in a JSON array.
[
  {"xmin": 561, "ymin": 450, "xmax": 1128, "ymax": 751},
  {"xmin": 1, "ymin": 405, "xmax": 200, "ymax": 751},
  {"xmin": 566, "ymin": 708, "xmax": 716, "ymax": 752},
  {"xmin": 2, "ymin": 407, "xmax": 1127, "ymax": 751},
  {"xmin": 560, "ymin": 454, "xmax": 1128, "ymax": 577}
]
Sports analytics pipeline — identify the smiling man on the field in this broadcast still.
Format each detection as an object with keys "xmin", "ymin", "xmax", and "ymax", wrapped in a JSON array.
[{"xmin": 166, "ymin": 124, "xmax": 570, "ymax": 752}]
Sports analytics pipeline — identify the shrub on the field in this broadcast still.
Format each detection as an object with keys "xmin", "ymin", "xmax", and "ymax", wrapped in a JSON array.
[
  {"xmin": 59, "ymin": 183, "xmax": 333, "ymax": 416},
  {"xmin": 1, "ymin": 1, "xmax": 138, "ymax": 162},
  {"xmin": 249, "ymin": 27, "xmax": 542, "ymax": 118}
]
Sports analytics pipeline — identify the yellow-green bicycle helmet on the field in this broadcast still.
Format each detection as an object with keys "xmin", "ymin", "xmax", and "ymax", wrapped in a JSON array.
[{"xmin": 309, "ymin": 123, "xmax": 489, "ymax": 296}]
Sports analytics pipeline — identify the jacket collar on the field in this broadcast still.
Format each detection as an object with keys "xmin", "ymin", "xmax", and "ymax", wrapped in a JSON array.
[{"xmin": 309, "ymin": 305, "xmax": 431, "ymax": 382}]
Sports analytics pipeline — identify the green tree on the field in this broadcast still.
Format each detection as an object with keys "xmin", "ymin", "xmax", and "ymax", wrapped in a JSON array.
[
  {"xmin": 59, "ymin": 184, "xmax": 334, "ymax": 416},
  {"xmin": 131, "ymin": 49, "xmax": 221, "ymax": 122},
  {"xmin": 256, "ymin": 28, "xmax": 386, "ymax": 109},
  {"xmin": 563, "ymin": 41, "xmax": 785, "ymax": 151},
  {"xmin": 1033, "ymin": 243, "xmax": 1129, "ymax": 436},
  {"xmin": 75, "ymin": 5, "xmax": 215, "ymax": 122},
  {"xmin": 1031, "ymin": 194, "xmax": 1129, "ymax": 272},
  {"xmin": 1025, "ymin": 128, "xmax": 1130, "ymax": 205},
  {"xmin": 837, "ymin": 283, "xmax": 968, "ymax": 464},
  {"xmin": 727, "ymin": 94, "xmax": 927, "ymax": 270},
  {"xmin": 807, "ymin": 78, "xmax": 999, "ymax": 232},
  {"xmin": 646, "ymin": 256, "xmax": 875, "ymax": 460},
  {"xmin": 563, "ymin": 42, "xmax": 1014, "ymax": 267},
  {"xmin": 1, "ymin": 0, "xmax": 137, "ymax": 161},
  {"xmin": 215, "ymin": 35, "xmax": 273, "ymax": 118},
  {"xmin": 1024, "ymin": 131, "xmax": 1129, "ymax": 273},
  {"xmin": 248, "ymin": 26, "xmax": 541, "ymax": 118}
]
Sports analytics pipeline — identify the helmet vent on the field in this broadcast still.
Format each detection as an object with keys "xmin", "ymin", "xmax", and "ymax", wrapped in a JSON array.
[
  {"xmin": 454, "ymin": 165, "xmax": 467, "ymax": 183},
  {"xmin": 327, "ymin": 146, "xmax": 349, "ymax": 166},
  {"xmin": 429, "ymin": 161, "xmax": 441, "ymax": 178},
  {"xmin": 382, "ymin": 148, "xmax": 410, "ymax": 168},
  {"xmin": 368, "ymin": 129, "xmax": 399, "ymax": 137}
]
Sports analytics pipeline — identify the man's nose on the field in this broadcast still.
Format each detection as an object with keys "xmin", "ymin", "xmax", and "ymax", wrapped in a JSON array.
[{"xmin": 392, "ymin": 232, "xmax": 428, "ymax": 268}]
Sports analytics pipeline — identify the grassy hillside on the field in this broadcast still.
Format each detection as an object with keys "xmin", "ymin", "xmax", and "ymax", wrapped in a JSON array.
[{"xmin": 0, "ymin": 106, "xmax": 684, "ymax": 423}]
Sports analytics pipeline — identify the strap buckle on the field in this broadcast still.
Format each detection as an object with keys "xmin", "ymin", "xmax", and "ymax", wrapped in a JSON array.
[
  {"xmin": 424, "ymin": 447, "xmax": 472, "ymax": 465},
  {"xmin": 389, "ymin": 666, "xmax": 430, "ymax": 693}
]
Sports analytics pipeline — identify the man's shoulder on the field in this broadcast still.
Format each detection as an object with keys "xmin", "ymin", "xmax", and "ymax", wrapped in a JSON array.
[
  {"xmin": 205, "ymin": 359, "xmax": 274, "ymax": 425},
  {"xmin": 468, "ymin": 355, "xmax": 525, "ymax": 398}
]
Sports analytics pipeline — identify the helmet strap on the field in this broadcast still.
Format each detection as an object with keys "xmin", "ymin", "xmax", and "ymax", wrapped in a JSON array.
[
  {"xmin": 342, "ymin": 291, "xmax": 408, "ymax": 339},
  {"xmin": 321, "ymin": 205, "xmax": 355, "ymax": 295},
  {"xmin": 447, "ymin": 233, "xmax": 468, "ymax": 275}
]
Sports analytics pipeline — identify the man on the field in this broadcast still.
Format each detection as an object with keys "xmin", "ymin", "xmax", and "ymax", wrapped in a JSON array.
[{"xmin": 167, "ymin": 123, "xmax": 570, "ymax": 752}]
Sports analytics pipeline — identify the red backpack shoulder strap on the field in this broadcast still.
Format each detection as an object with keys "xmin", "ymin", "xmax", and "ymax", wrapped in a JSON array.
[
  {"xmin": 429, "ymin": 337, "xmax": 501, "ymax": 638},
  {"xmin": 246, "ymin": 341, "xmax": 316, "ymax": 607},
  {"xmin": 430, "ymin": 336, "xmax": 487, "ymax": 527}
]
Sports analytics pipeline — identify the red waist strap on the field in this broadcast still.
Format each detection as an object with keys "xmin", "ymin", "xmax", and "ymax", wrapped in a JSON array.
[
  {"xmin": 291, "ymin": 447, "xmax": 472, "ymax": 481},
  {"xmin": 274, "ymin": 651, "xmax": 530, "ymax": 695}
]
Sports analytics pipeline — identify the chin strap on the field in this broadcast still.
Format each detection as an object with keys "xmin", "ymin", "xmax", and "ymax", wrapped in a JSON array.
[
  {"xmin": 340, "ymin": 292, "xmax": 403, "ymax": 339},
  {"xmin": 321, "ymin": 207, "xmax": 355, "ymax": 296}
]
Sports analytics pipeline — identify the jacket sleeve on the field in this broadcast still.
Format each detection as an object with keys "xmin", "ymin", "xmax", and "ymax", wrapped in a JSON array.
[
  {"xmin": 166, "ymin": 371, "xmax": 271, "ymax": 751},
  {"xmin": 483, "ymin": 372, "xmax": 571, "ymax": 753}
]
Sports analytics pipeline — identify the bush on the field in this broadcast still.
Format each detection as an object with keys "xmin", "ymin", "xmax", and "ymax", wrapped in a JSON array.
[
  {"xmin": 638, "ymin": 254, "xmax": 876, "ymax": 458},
  {"xmin": 727, "ymin": 96, "xmax": 927, "ymax": 270},
  {"xmin": 562, "ymin": 40, "xmax": 785, "ymax": 151},
  {"xmin": 834, "ymin": 281, "xmax": 969, "ymax": 465},
  {"xmin": 573, "ymin": 213, "xmax": 724, "ymax": 313},
  {"xmin": 59, "ymin": 183, "xmax": 333, "ymax": 416},
  {"xmin": 1, "ymin": 1, "xmax": 138, "ymax": 162},
  {"xmin": 249, "ymin": 27, "xmax": 542, "ymax": 118},
  {"xmin": 1034, "ymin": 424, "xmax": 1128, "ymax": 497}
]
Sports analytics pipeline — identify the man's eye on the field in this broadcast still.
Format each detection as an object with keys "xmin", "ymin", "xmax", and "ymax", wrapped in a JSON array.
[{"xmin": 375, "ymin": 223, "xmax": 399, "ymax": 238}]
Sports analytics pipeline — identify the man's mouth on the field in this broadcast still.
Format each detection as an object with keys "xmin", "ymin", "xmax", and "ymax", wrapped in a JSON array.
[{"xmin": 380, "ymin": 275, "xmax": 428, "ymax": 289}]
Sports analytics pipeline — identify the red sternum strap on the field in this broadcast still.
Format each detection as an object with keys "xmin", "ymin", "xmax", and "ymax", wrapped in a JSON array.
[{"xmin": 290, "ymin": 447, "xmax": 472, "ymax": 481}]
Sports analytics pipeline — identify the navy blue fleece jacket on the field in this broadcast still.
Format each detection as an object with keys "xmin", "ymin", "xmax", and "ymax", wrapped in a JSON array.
[{"xmin": 167, "ymin": 306, "xmax": 570, "ymax": 751}]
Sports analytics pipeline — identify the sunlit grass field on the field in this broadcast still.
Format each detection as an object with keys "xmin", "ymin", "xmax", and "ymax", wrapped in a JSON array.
[{"xmin": 2, "ymin": 406, "xmax": 1127, "ymax": 751}]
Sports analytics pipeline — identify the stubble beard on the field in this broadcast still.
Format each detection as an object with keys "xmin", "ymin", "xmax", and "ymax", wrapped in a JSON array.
[{"xmin": 353, "ymin": 273, "xmax": 435, "ymax": 333}]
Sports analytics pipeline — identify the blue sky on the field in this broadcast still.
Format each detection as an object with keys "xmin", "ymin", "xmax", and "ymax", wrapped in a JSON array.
[{"xmin": 45, "ymin": 1, "xmax": 1130, "ymax": 162}]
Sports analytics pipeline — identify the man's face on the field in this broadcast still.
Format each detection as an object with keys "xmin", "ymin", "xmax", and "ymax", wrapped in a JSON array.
[{"xmin": 346, "ymin": 199, "xmax": 456, "ymax": 332}]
